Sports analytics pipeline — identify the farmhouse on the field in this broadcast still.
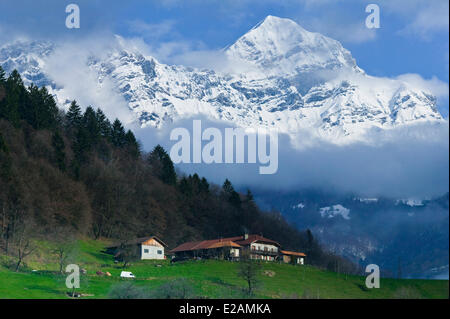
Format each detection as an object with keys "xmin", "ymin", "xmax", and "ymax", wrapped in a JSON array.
[
  {"xmin": 171, "ymin": 239, "xmax": 242, "ymax": 260},
  {"xmin": 228, "ymin": 234, "xmax": 280, "ymax": 261},
  {"xmin": 171, "ymin": 234, "xmax": 303, "ymax": 263},
  {"xmin": 106, "ymin": 236, "xmax": 167, "ymax": 260}
]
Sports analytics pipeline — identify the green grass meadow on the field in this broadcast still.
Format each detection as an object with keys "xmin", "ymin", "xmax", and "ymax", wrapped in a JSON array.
[{"xmin": 0, "ymin": 239, "xmax": 448, "ymax": 299}]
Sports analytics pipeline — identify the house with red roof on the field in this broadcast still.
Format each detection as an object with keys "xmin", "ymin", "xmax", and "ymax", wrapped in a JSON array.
[{"xmin": 170, "ymin": 233, "xmax": 306, "ymax": 263}]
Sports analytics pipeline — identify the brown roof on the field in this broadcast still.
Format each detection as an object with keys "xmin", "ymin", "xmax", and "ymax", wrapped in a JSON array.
[
  {"xmin": 107, "ymin": 236, "xmax": 168, "ymax": 248},
  {"xmin": 170, "ymin": 239, "xmax": 241, "ymax": 253},
  {"xmin": 281, "ymin": 250, "xmax": 306, "ymax": 257},
  {"xmin": 208, "ymin": 241, "xmax": 241, "ymax": 249},
  {"xmin": 170, "ymin": 234, "xmax": 280, "ymax": 253}
]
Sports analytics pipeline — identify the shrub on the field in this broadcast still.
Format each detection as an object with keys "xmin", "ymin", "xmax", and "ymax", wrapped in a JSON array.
[
  {"xmin": 151, "ymin": 278, "xmax": 196, "ymax": 299},
  {"xmin": 108, "ymin": 282, "xmax": 149, "ymax": 299}
]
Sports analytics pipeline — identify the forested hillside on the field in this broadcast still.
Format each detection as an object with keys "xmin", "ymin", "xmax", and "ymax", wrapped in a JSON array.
[{"xmin": 0, "ymin": 66, "xmax": 357, "ymax": 272}]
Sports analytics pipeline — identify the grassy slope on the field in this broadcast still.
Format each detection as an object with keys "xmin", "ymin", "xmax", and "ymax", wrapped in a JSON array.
[{"xmin": 0, "ymin": 239, "xmax": 448, "ymax": 299}]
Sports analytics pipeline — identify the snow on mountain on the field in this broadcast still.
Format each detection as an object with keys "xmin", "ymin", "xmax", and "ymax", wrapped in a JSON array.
[
  {"xmin": 225, "ymin": 15, "xmax": 362, "ymax": 78},
  {"xmin": 0, "ymin": 16, "xmax": 444, "ymax": 145},
  {"xmin": 353, "ymin": 197, "xmax": 378, "ymax": 203},
  {"xmin": 319, "ymin": 204, "xmax": 351, "ymax": 220},
  {"xmin": 396, "ymin": 199, "xmax": 425, "ymax": 207},
  {"xmin": 292, "ymin": 203, "xmax": 306, "ymax": 209}
]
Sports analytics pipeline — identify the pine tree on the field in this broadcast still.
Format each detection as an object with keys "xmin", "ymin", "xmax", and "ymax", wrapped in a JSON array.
[
  {"xmin": 148, "ymin": 145, "xmax": 177, "ymax": 185},
  {"xmin": 83, "ymin": 106, "xmax": 100, "ymax": 145},
  {"xmin": 66, "ymin": 100, "xmax": 83, "ymax": 129},
  {"xmin": 23, "ymin": 84, "xmax": 57, "ymax": 129},
  {"xmin": 222, "ymin": 179, "xmax": 241, "ymax": 207},
  {"xmin": 0, "ymin": 66, "xmax": 6, "ymax": 85},
  {"xmin": 111, "ymin": 119, "xmax": 126, "ymax": 147},
  {"xmin": 222, "ymin": 179, "xmax": 235, "ymax": 194},
  {"xmin": 200, "ymin": 177, "xmax": 210, "ymax": 193},
  {"xmin": 125, "ymin": 130, "xmax": 141, "ymax": 158},
  {"xmin": 95, "ymin": 108, "xmax": 111, "ymax": 138},
  {"xmin": 40, "ymin": 86, "xmax": 59, "ymax": 129},
  {"xmin": 0, "ymin": 67, "xmax": 6, "ymax": 118},
  {"xmin": 2, "ymin": 70, "xmax": 25, "ymax": 126}
]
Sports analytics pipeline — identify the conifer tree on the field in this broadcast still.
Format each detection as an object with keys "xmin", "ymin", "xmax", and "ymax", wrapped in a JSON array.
[
  {"xmin": 95, "ymin": 108, "xmax": 111, "ymax": 138},
  {"xmin": 0, "ymin": 66, "xmax": 6, "ymax": 86},
  {"xmin": 125, "ymin": 130, "xmax": 141, "ymax": 158},
  {"xmin": 148, "ymin": 144, "xmax": 177, "ymax": 185},
  {"xmin": 22, "ymin": 85, "xmax": 57, "ymax": 130},
  {"xmin": 2, "ymin": 70, "xmax": 25, "ymax": 126},
  {"xmin": 83, "ymin": 106, "xmax": 100, "ymax": 145},
  {"xmin": 40, "ymin": 87, "xmax": 59, "ymax": 129},
  {"xmin": 111, "ymin": 119, "xmax": 126, "ymax": 147},
  {"xmin": 222, "ymin": 179, "xmax": 241, "ymax": 207},
  {"xmin": 66, "ymin": 100, "xmax": 83, "ymax": 129}
]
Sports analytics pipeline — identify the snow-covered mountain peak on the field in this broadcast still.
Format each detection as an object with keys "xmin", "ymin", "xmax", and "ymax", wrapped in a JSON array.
[
  {"xmin": 0, "ymin": 16, "xmax": 445, "ymax": 145},
  {"xmin": 225, "ymin": 16, "xmax": 362, "ymax": 77}
]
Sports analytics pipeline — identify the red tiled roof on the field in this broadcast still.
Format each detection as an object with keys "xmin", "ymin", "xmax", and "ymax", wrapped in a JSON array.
[
  {"xmin": 281, "ymin": 250, "xmax": 306, "ymax": 257},
  {"xmin": 208, "ymin": 241, "xmax": 241, "ymax": 249},
  {"xmin": 170, "ymin": 239, "xmax": 240, "ymax": 253},
  {"xmin": 170, "ymin": 234, "xmax": 280, "ymax": 253}
]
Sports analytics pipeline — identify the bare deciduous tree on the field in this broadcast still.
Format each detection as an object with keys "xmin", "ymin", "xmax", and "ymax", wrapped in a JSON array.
[
  {"xmin": 237, "ymin": 251, "xmax": 262, "ymax": 296},
  {"xmin": 51, "ymin": 226, "xmax": 78, "ymax": 273},
  {"xmin": 12, "ymin": 217, "xmax": 37, "ymax": 272}
]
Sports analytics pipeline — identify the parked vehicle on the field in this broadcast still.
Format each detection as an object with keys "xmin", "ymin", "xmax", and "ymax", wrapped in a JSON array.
[{"xmin": 120, "ymin": 271, "xmax": 136, "ymax": 278}]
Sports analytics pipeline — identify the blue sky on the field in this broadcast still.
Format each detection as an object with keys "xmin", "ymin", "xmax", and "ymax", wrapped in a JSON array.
[{"xmin": 0, "ymin": 0, "xmax": 449, "ymax": 115}]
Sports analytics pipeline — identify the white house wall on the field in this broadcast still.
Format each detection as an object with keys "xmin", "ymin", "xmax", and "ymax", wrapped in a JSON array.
[
  {"xmin": 141, "ymin": 244, "xmax": 165, "ymax": 260},
  {"xmin": 250, "ymin": 242, "xmax": 278, "ymax": 252}
]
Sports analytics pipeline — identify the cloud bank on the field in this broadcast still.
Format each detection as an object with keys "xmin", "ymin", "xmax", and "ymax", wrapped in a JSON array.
[{"xmin": 134, "ymin": 116, "xmax": 449, "ymax": 199}]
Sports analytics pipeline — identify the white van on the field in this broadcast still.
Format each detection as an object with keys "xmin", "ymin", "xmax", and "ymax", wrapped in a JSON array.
[{"xmin": 120, "ymin": 271, "xmax": 136, "ymax": 278}]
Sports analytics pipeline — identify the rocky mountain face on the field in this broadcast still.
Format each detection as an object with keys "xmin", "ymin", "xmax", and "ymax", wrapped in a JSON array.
[{"xmin": 0, "ymin": 16, "xmax": 444, "ymax": 145}]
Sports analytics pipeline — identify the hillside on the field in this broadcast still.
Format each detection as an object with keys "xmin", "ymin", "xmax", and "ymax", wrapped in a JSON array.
[
  {"xmin": 0, "ymin": 67, "xmax": 356, "ymax": 274},
  {"xmin": 0, "ymin": 239, "xmax": 447, "ymax": 299}
]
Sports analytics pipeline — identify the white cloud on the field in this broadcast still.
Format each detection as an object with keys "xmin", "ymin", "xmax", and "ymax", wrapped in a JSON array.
[
  {"xmin": 42, "ymin": 36, "xmax": 135, "ymax": 126},
  {"xmin": 395, "ymin": 74, "xmax": 449, "ymax": 99},
  {"xmin": 127, "ymin": 19, "xmax": 177, "ymax": 40},
  {"xmin": 306, "ymin": 18, "xmax": 377, "ymax": 44},
  {"xmin": 382, "ymin": 0, "xmax": 449, "ymax": 39}
]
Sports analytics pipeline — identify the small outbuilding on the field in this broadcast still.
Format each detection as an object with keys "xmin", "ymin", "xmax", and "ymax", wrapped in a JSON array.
[
  {"xmin": 281, "ymin": 250, "xmax": 306, "ymax": 265},
  {"xmin": 106, "ymin": 236, "xmax": 167, "ymax": 260}
]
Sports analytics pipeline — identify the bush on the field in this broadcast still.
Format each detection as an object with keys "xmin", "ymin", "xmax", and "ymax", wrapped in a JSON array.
[
  {"xmin": 108, "ymin": 282, "xmax": 149, "ymax": 299},
  {"xmin": 151, "ymin": 278, "xmax": 196, "ymax": 299}
]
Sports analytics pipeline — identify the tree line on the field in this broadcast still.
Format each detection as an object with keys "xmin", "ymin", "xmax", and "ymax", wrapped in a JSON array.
[{"xmin": 0, "ymin": 66, "xmax": 359, "ymax": 274}]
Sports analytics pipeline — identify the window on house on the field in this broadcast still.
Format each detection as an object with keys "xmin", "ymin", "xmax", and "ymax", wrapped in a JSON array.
[
  {"xmin": 144, "ymin": 249, "xmax": 149, "ymax": 253},
  {"xmin": 157, "ymin": 250, "xmax": 163, "ymax": 254}
]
